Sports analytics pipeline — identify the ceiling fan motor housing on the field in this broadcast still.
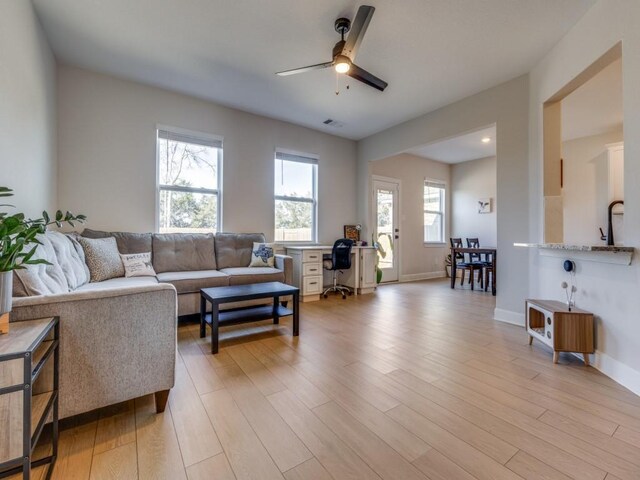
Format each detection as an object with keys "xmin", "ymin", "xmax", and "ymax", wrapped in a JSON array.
[{"xmin": 334, "ymin": 17, "xmax": 351, "ymax": 36}]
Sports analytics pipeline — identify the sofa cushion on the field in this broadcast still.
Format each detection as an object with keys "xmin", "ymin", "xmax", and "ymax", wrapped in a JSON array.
[
  {"xmin": 74, "ymin": 275, "xmax": 159, "ymax": 292},
  {"xmin": 152, "ymin": 233, "xmax": 216, "ymax": 273},
  {"xmin": 249, "ymin": 242, "xmax": 276, "ymax": 267},
  {"xmin": 219, "ymin": 267, "xmax": 284, "ymax": 286},
  {"xmin": 215, "ymin": 233, "xmax": 266, "ymax": 269},
  {"xmin": 13, "ymin": 233, "xmax": 70, "ymax": 297},
  {"xmin": 156, "ymin": 270, "xmax": 229, "ymax": 294},
  {"xmin": 81, "ymin": 229, "xmax": 152, "ymax": 255},
  {"xmin": 47, "ymin": 232, "xmax": 90, "ymax": 291},
  {"xmin": 120, "ymin": 252, "xmax": 156, "ymax": 277},
  {"xmin": 78, "ymin": 237, "xmax": 125, "ymax": 282}
]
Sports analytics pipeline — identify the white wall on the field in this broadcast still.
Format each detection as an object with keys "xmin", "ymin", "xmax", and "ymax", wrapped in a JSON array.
[
  {"xmin": 370, "ymin": 154, "xmax": 451, "ymax": 280},
  {"xmin": 451, "ymin": 156, "xmax": 497, "ymax": 247},
  {"xmin": 529, "ymin": 0, "xmax": 640, "ymax": 393},
  {"xmin": 357, "ymin": 75, "xmax": 530, "ymax": 318},
  {"xmin": 562, "ymin": 131, "xmax": 623, "ymax": 244},
  {"xmin": 0, "ymin": 1, "xmax": 57, "ymax": 216},
  {"xmin": 57, "ymin": 66, "xmax": 357, "ymax": 242}
]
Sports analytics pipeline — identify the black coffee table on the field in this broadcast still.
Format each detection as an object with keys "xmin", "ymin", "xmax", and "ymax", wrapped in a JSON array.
[{"xmin": 200, "ymin": 282, "xmax": 300, "ymax": 354}]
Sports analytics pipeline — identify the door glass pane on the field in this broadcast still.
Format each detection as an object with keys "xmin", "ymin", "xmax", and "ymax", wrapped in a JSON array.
[{"xmin": 376, "ymin": 188, "xmax": 394, "ymax": 269}]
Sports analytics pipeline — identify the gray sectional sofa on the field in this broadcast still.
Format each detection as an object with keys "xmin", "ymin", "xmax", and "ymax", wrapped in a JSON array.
[
  {"xmin": 80, "ymin": 230, "xmax": 292, "ymax": 316},
  {"xmin": 11, "ymin": 230, "xmax": 292, "ymax": 419}
]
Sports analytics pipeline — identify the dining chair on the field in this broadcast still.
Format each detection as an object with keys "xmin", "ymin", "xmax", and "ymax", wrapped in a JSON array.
[
  {"xmin": 466, "ymin": 237, "xmax": 493, "ymax": 292},
  {"xmin": 450, "ymin": 238, "xmax": 484, "ymax": 290}
]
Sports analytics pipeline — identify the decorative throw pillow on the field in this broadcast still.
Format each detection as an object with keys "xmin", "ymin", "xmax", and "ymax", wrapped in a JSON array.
[
  {"xmin": 78, "ymin": 236, "xmax": 125, "ymax": 282},
  {"xmin": 120, "ymin": 252, "xmax": 156, "ymax": 278},
  {"xmin": 249, "ymin": 242, "xmax": 275, "ymax": 267}
]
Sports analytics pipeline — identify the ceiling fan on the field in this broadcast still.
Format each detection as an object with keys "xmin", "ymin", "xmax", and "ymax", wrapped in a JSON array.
[{"xmin": 276, "ymin": 5, "xmax": 388, "ymax": 92}]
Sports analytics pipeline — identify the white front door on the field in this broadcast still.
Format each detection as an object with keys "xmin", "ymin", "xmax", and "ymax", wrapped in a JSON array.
[{"xmin": 373, "ymin": 178, "xmax": 399, "ymax": 282}]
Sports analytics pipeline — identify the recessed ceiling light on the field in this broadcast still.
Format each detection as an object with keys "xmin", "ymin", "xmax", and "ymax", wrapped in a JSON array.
[{"xmin": 481, "ymin": 137, "xmax": 491, "ymax": 143}]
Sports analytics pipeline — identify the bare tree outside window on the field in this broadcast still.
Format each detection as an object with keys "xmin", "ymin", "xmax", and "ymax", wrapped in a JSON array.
[
  {"xmin": 157, "ymin": 129, "xmax": 221, "ymax": 233},
  {"xmin": 274, "ymin": 152, "xmax": 317, "ymax": 242}
]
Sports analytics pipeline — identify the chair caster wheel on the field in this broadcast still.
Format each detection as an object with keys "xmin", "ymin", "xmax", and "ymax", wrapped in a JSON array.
[
  {"xmin": 348, "ymin": 291, "xmax": 353, "ymax": 296},
  {"xmin": 323, "ymin": 294, "xmax": 327, "ymax": 298},
  {"xmin": 342, "ymin": 295, "xmax": 346, "ymax": 299}
]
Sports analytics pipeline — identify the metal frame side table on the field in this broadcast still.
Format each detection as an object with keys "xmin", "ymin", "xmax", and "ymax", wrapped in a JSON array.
[{"xmin": 0, "ymin": 317, "xmax": 59, "ymax": 480}]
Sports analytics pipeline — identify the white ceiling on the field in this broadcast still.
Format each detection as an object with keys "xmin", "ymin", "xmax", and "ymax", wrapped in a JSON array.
[
  {"xmin": 562, "ymin": 58, "xmax": 623, "ymax": 141},
  {"xmin": 406, "ymin": 126, "xmax": 496, "ymax": 164},
  {"xmin": 33, "ymin": 0, "xmax": 596, "ymax": 140}
]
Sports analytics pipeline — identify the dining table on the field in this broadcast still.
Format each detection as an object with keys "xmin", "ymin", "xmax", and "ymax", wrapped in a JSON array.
[{"xmin": 450, "ymin": 246, "xmax": 497, "ymax": 296}]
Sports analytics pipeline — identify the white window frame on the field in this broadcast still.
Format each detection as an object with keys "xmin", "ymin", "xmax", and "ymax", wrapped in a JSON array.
[
  {"xmin": 424, "ymin": 178, "xmax": 446, "ymax": 245},
  {"xmin": 274, "ymin": 149, "xmax": 318, "ymax": 243},
  {"xmin": 155, "ymin": 124, "xmax": 223, "ymax": 233}
]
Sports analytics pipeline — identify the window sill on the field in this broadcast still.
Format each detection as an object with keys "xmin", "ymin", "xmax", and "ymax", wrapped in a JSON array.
[{"xmin": 424, "ymin": 242, "xmax": 446, "ymax": 248}]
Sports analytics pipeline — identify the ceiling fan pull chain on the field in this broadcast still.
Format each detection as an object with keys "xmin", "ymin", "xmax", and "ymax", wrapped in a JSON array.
[{"xmin": 335, "ymin": 70, "xmax": 340, "ymax": 95}]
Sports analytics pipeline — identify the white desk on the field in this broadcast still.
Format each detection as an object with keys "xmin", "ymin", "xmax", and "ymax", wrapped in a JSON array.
[{"xmin": 285, "ymin": 245, "xmax": 377, "ymax": 302}]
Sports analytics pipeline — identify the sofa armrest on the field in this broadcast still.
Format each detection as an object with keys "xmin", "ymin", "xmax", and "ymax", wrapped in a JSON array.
[
  {"xmin": 275, "ymin": 254, "xmax": 293, "ymax": 285},
  {"xmin": 11, "ymin": 283, "xmax": 178, "ymax": 419}
]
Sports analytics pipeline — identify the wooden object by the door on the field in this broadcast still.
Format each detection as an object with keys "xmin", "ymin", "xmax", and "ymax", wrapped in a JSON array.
[
  {"xmin": 0, "ymin": 312, "xmax": 8, "ymax": 334},
  {"xmin": 526, "ymin": 299, "xmax": 594, "ymax": 365}
]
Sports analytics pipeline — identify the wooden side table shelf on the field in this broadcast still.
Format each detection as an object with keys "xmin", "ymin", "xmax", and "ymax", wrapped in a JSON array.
[
  {"xmin": 526, "ymin": 299, "xmax": 594, "ymax": 365},
  {"xmin": 0, "ymin": 317, "xmax": 59, "ymax": 480}
]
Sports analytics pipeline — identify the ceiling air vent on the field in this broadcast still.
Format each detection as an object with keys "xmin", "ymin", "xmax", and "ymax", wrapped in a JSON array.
[{"xmin": 323, "ymin": 119, "xmax": 345, "ymax": 128}]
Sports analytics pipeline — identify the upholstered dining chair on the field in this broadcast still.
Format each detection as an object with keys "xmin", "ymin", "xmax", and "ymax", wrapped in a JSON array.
[
  {"xmin": 450, "ymin": 238, "xmax": 484, "ymax": 290},
  {"xmin": 466, "ymin": 237, "xmax": 493, "ymax": 291}
]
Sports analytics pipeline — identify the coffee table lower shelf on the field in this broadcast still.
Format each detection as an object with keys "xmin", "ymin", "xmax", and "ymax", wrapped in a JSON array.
[{"xmin": 202, "ymin": 304, "xmax": 294, "ymax": 327}]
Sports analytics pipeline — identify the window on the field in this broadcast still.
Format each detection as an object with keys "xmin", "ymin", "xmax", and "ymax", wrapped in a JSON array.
[
  {"xmin": 274, "ymin": 151, "xmax": 318, "ymax": 242},
  {"xmin": 424, "ymin": 180, "xmax": 445, "ymax": 243},
  {"xmin": 157, "ymin": 127, "xmax": 222, "ymax": 233}
]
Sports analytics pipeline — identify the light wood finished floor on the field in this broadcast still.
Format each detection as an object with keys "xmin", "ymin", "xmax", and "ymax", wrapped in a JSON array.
[{"xmin": 15, "ymin": 279, "xmax": 640, "ymax": 480}]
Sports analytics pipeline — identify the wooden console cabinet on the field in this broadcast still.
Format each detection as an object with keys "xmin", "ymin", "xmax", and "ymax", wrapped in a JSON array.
[{"xmin": 525, "ymin": 299, "xmax": 594, "ymax": 365}]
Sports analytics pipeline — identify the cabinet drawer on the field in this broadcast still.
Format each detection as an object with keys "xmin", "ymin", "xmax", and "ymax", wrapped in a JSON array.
[
  {"xmin": 302, "ymin": 250, "xmax": 322, "ymax": 263},
  {"xmin": 303, "ymin": 263, "xmax": 322, "ymax": 276},
  {"xmin": 303, "ymin": 276, "xmax": 322, "ymax": 294}
]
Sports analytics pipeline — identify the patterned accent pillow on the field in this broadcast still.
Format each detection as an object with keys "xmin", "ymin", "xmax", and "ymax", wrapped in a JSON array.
[
  {"xmin": 249, "ymin": 242, "xmax": 275, "ymax": 267},
  {"xmin": 78, "ymin": 236, "xmax": 125, "ymax": 282},
  {"xmin": 120, "ymin": 252, "xmax": 156, "ymax": 278}
]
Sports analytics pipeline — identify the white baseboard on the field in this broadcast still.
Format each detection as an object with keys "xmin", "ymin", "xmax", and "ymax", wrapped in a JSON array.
[
  {"xmin": 493, "ymin": 308, "xmax": 525, "ymax": 327},
  {"xmin": 588, "ymin": 350, "xmax": 640, "ymax": 396},
  {"xmin": 399, "ymin": 271, "xmax": 446, "ymax": 283},
  {"xmin": 494, "ymin": 308, "xmax": 640, "ymax": 396}
]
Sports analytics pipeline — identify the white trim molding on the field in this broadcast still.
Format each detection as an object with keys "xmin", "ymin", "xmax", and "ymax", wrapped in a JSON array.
[
  {"xmin": 494, "ymin": 307, "xmax": 640, "ymax": 396},
  {"xmin": 588, "ymin": 350, "xmax": 640, "ymax": 397},
  {"xmin": 399, "ymin": 271, "xmax": 446, "ymax": 283},
  {"xmin": 493, "ymin": 308, "xmax": 525, "ymax": 327}
]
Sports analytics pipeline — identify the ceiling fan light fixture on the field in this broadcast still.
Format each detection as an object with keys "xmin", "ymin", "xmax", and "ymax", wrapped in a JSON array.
[{"xmin": 334, "ymin": 55, "xmax": 351, "ymax": 73}]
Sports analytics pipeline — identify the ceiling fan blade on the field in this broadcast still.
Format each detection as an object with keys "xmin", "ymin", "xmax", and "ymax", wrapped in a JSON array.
[
  {"xmin": 341, "ymin": 5, "xmax": 375, "ymax": 60},
  {"xmin": 347, "ymin": 63, "xmax": 388, "ymax": 91},
  {"xmin": 276, "ymin": 61, "xmax": 333, "ymax": 76}
]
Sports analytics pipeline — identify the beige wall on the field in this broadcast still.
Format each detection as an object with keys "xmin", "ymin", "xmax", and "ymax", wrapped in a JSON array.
[
  {"xmin": 0, "ymin": 1, "xmax": 57, "ymax": 216},
  {"xmin": 57, "ymin": 66, "xmax": 357, "ymax": 242},
  {"xmin": 562, "ymin": 131, "xmax": 623, "ymax": 244},
  {"xmin": 529, "ymin": 0, "xmax": 640, "ymax": 393},
  {"xmin": 451, "ymin": 156, "xmax": 497, "ymax": 247},
  {"xmin": 371, "ymin": 154, "xmax": 450, "ymax": 280},
  {"xmin": 357, "ymin": 75, "xmax": 530, "ymax": 318}
]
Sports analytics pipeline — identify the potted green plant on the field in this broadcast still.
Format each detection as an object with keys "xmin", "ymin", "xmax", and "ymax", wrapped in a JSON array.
[
  {"xmin": 445, "ymin": 254, "xmax": 452, "ymax": 277},
  {"xmin": 0, "ymin": 187, "xmax": 85, "ymax": 327}
]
